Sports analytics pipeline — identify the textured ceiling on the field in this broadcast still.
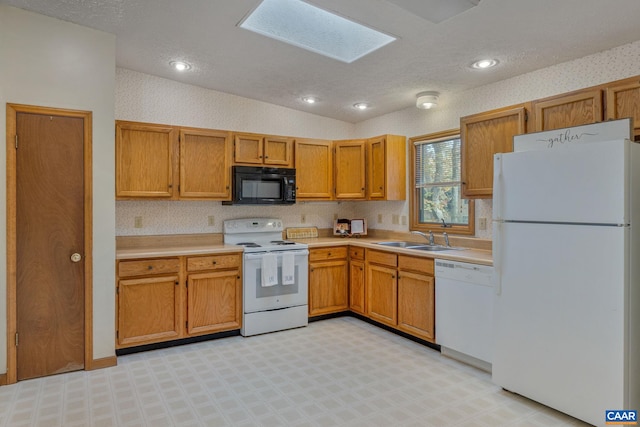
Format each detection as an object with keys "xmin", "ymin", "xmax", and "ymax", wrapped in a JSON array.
[{"xmin": 2, "ymin": 0, "xmax": 640, "ymax": 123}]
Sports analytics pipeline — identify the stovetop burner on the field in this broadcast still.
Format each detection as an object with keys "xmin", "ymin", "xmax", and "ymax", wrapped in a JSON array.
[{"xmin": 237, "ymin": 242, "xmax": 261, "ymax": 248}]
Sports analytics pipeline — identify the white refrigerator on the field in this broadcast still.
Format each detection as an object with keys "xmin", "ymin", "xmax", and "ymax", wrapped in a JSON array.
[{"xmin": 492, "ymin": 124, "xmax": 640, "ymax": 426}]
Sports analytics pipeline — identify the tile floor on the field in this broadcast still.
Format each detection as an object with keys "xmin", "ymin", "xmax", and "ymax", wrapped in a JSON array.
[{"xmin": 0, "ymin": 317, "xmax": 590, "ymax": 427}]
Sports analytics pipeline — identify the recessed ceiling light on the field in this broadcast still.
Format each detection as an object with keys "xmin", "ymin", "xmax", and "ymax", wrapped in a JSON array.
[
  {"xmin": 239, "ymin": 0, "xmax": 396, "ymax": 63},
  {"xmin": 170, "ymin": 61, "xmax": 191, "ymax": 71},
  {"xmin": 471, "ymin": 59, "xmax": 498, "ymax": 69},
  {"xmin": 353, "ymin": 103, "xmax": 369, "ymax": 110},
  {"xmin": 302, "ymin": 96, "xmax": 318, "ymax": 104}
]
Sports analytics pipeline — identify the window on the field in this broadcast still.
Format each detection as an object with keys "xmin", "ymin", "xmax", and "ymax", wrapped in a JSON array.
[{"xmin": 410, "ymin": 130, "xmax": 474, "ymax": 235}]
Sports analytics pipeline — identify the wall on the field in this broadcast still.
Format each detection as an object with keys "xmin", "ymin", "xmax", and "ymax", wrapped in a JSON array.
[
  {"xmin": 0, "ymin": 5, "xmax": 116, "ymax": 372},
  {"xmin": 116, "ymin": 40, "xmax": 640, "ymax": 239},
  {"xmin": 116, "ymin": 68, "xmax": 358, "ymax": 236},
  {"xmin": 352, "ymin": 39, "xmax": 640, "ymax": 239}
]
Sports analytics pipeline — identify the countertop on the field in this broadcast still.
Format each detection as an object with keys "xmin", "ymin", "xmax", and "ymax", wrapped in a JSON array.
[{"xmin": 116, "ymin": 233, "xmax": 493, "ymax": 265}]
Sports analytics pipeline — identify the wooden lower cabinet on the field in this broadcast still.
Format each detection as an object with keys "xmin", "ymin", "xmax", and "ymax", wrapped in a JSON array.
[
  {"xmin": 366, "ymin": 250, "xmax": 398, "ymax": 327},
  {"xmin": 397, "ymin": 256, "xmax": 435, "ymax": 341},
  {"xmin": 349, "ymin": 246, "xmax": 366, "ymax": 315},
  {"xmin": 117, "ymin": 274, "xmax": 181, "ymax": 347},
  {"xmin": 186, "ymin": 270, "xmax": 241, "ymax": 335},
  {"xmin": 116, "ymin": 252, "xmax": 242, "ymax": 349},
  {"xmin": 309, "ymin": 247, "xmax": 349, "ymax": 316}
]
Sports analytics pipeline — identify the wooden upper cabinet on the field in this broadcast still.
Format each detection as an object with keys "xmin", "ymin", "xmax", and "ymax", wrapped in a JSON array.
[
  {"xmin": 179, "ymin": 128, "xmax": 232, "ymax": 199},
  {"xmin": 461, "ymin": 106, "xmax": 527, "ymax": 198},
  {"xmin": 532, "ymin": 89, "xmax": 603, "ymax": 132},
  {"xmin": 605, "ymin": 77, "xmax": 640, "ymax": 141},
  {"xmin": 334, "ymin": 139, "xmax": 367, "ymax": 199},
  {"xmin": 116, "ymin": 121, "xmax": 177, "ymax": 198},
  {"xmin": 294, "ymin": 138, "xmax": 333, "ymax": 200},
  {"xmin": 233, "ymin": 132, "xmax": 293, "ymax": 167},
  {"xmin": 367, "ymin": 135, "xmax": 406, "ymax": 200}
]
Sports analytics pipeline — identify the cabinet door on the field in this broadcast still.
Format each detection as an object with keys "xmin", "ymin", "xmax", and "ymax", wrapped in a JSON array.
[
  {"xmin": 116, "ymin": 121, "xmax": 177, "ymax": 198},
  {"xmin": 309, "ymin": 260, "xmax": 348, "ymax": 316},
  {"xmin": 234, "ymin": 133, "xmax": 264, "ymax": 164},
  {"xmin": 335, "ymin": 140, "xmax": 366, "ymax": 199},
  {"xmin": 295, "ymin": 139, "xmax": 333, "ymax": 200},
  {"xmin": 461, "ymin": 106, "xmax": 526, "ymax": 198},
  {"xmin": 264, "ymin": 136, "xmax": 293, "ymax": 167},
  {"xmin": 368, "ymin": 137, "xmax": 386, "ymax": 199},
  {"xmin": 179, "ymin": 128, "xmax": 232, "ymax": 199},
  {"xmin": 349, "ymin": 259, "xmax": 366, "ymax": 315},
  {"xmin": 532, "ymin": 89, "xmax": 603, "ymax": 132},
  {"xmin": 186, "ymin": 270, "xmax": 241, "ymax": 335},
  {"xmin": 366, "ymin": 263, "xmax": 397, "ymax": 326},
  {"xmin": 117, "ymin": 275, "xmax": 181, "ymax": 346},
  {"xmin": 398, "ymin": 270, "xmax": 435, "ymax": 342},
  {"xmin": 606, "ymin": 78, "xmax": 640, "ymax": 141}
]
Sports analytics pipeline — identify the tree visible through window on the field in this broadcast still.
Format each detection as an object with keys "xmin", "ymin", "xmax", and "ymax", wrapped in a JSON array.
[{"xmin": 410, "ymin": 130, "xmax": 474, "ymax": 234}]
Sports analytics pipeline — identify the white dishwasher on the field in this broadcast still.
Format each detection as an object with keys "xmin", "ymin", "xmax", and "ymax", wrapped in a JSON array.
[{"xmin": 435, "ymin": 259, "xmax": 494, "ymax": 371}]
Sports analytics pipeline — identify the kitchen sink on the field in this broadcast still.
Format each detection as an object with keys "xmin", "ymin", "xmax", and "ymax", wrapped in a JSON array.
[{"xmin": 376, "ymin": 241, "xmax": 464, "ymax": 251}]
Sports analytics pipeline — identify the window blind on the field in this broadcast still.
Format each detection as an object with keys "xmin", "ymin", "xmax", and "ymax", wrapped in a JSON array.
[{"xmin": 414, "ymin": 137, "xmax": 461, "ymax": 187}]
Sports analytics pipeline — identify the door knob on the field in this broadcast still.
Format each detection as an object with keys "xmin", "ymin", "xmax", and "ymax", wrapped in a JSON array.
[{"xmin": 70, "ymin": 253, "xmax": 82, "ymax": 263}]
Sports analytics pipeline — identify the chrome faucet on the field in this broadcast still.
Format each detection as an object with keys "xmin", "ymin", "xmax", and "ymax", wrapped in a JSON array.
[
  {"xmin": 411, "ymin": 230, "xmax": 435, "ymax": 245},
  {"xmin": 443, "ymin": 232, "xmax": 450, "ymax": 247}
]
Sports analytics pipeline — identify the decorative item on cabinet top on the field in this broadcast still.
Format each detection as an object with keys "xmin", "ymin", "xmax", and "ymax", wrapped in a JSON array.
[{"xmin": 333, "ymin": 218, "xmax": 367, "ymax": 237}]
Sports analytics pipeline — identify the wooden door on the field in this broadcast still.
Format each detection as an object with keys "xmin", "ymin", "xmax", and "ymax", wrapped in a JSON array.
[
  {"xmin": 233, "ymin": 133, "xmax": 263, "ymax": 164},
  {"xmin": 368, "ymin": 137, "xmax": 386, "ymax": 199},
  {"xmin": 398, "ymin": 271, "xmax": 435, "ymax": 341},
  {"xmin": 461, "ymin": 106, "xmax": 526, "ymax": 198},
  {"xmin": 334, "ymin": 140, "xmax": 366, "ymax": 199},
  {"xmin": 606, "ymin": 78, "xmax": 640, "ymax": 141},
  {"xmin": 179, "ymin": 128, "xmax": 231, "ymax": 199},
  {"xmin": 349, "ymin": 259, "xmax": 366, "ymax": 315},
  {"xmin": 186, "ymin": 270, "xmax": 241, "ymax": 335},
  {"xmin": 366, "ymin": 263, "xmax": 397, "ymax": 326},
  {"xmin": 532, "ymin": 89, "xmax": 603, "ymax": 132},
  {"xmin": 15, "ymin": 112, "xmax": 86, "ymax": 380},
  {"xmin": 116, "ymin": 121, "xmax": 176, "ymax": 198},
  {"xmin": 294, "ymin": 139, "xmax": 333, "ymax": 200},
  {"xmin": 264, "ymin": 136, "xmax": 293, "ymax": 167},
  {"xmin": 309, "ymin": 260, "xmax": 349, "ymax": 316},
  {"xmin": 117, "ymin": 275, "xmax": 181, "ymax": 346}
]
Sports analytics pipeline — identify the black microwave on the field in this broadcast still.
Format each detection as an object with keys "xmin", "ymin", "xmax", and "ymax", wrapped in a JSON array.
[{"xmin": 223, "ymin": 166, "xmax": 296, "ymax": 205}]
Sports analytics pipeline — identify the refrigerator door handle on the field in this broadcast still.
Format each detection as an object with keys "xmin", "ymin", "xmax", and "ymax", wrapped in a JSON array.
[
  {"xmin": 493, "ymin": 220, "xmax": 502, "ymax": 295},
  {"xmin": 493, "ymin": 154, "xmax": 503, "ymax": 221}
]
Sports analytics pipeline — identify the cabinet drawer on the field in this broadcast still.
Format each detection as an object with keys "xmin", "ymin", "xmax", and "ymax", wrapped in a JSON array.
[
  {"xmin": 187, "ymin": 253, "xmax": 241, "ymax": 272},
  {"xmin": 366, "ymin": 249, "xmax": 397, "ymax": 267},
  {"xmin": 398, "ymin": 255, "xmax": 434, "ymax": 275},
  {"xmin": 349, "ymin": 246, "xmax": 365, "ymax": 260},
  {"xmin": 118, "ymin": 258, "xmax": 181, "ymax": 278},
  {"xmin": 309, "ymin": 247, "xmax": 348, "ymax": 262}
]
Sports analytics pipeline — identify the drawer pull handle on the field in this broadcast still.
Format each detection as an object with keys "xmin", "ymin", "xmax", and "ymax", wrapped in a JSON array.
[{"xmin": 147, "ymin": 266, "xmax": 153, "ymax": 270}]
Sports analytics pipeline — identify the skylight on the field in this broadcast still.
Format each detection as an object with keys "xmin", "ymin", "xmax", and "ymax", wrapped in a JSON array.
[{"xmin": 239, "ymin": 0, "xmax": 397, "ymax": 63}]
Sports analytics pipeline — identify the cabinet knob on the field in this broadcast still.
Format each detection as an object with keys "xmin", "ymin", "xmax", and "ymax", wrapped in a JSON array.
[
  {"xmin": 212, "ymin": 261, "xmax": 217, "ymax": 265},
  {"xmin": 147, "ymin": 265, "xmax": 153, "ymax": 270},
  {"xmin": 265, "ymin": 155, "xmax": 269, "ymax": 158},
  {"xmin": 328, "ymin": 252, "xmax": 331, "ymax": 256}
]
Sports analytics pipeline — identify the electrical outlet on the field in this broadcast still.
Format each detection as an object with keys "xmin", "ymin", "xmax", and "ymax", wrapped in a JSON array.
[
  {"xmin": 134, "ymin": 216, "xmax": 143, "ymax": 228},
  {"xmin": 401, "ymin": 215, "xmax": 407, "ymax": 225},
  {"xmin": 207, "ymin": 215, "xmax": 215, "ymax": 226},
  {"xmin": 392, "ymin": 214, "xmax": 399, "ymax": 225},
  {"xmin": 301, "ymin": 214, "xmax": 306, "ymax": 223},
  {"xmin": 479, "ymin": 217, "xmax": 487, "ymax": 230},
  {"xmin": 377, "ymin": 213, "xmax": 383, "ymax": 224}
]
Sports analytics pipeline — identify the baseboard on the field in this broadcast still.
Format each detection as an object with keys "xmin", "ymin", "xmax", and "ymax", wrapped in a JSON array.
[
  {"xmin": 89, "ymin": 356, "xmax": 117, "ymax": 370},
  {"xmin": 116, "ymin": 329, "xmax": 241, "ymax": 356},
  {"xmin": 0, "ymin": 373, "xmax": 6, "ymax": 386}
]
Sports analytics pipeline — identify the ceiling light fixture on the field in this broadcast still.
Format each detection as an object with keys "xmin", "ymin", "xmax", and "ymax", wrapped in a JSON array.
[
  {"xmin": 353, "ymin": 103, "xmax": 369, "ymax": 110},
  {"xmin": 471, "ymin": 59, "xmax": 498, "ymax": 69},
  {"xmin": 416, "ymin": 91, "xmax": 439, "ymax": 109},
  {"xmin": 302, "ymin": 96, "xmax": 318, "ymax": 104},
  {"xmin": 170, "ymin": 61, "xmax": 192, "ymax": 71}
]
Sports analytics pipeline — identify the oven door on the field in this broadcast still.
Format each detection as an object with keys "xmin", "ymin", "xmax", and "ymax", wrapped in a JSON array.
[{"xmin": 243, "ymin": 250, "xmax": 309, "ymax": 313}]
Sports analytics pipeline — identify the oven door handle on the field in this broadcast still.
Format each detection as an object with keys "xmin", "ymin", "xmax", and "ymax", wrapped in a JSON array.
[{"xmin": 244, "ymin": 250, "xmax": 309, "ymax": 260}]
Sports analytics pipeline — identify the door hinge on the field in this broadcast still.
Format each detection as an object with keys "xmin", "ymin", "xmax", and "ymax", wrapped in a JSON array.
[
  {"xmin": 524, "ymin": 110, "xmax": 529, "ymax": 122},
  {"xmin": 15, "ymin": 135, "xmax": 18, "ymax": 149},
  {"xmin": 15, "ymin": 333, "xmax": 18, "ymax": 346},
  {"xmin": 116, "ymin": 286, "xmax": 119, "ymax": 294},
  {"xmin": 185, "ymin": 280, "xmax": 188, "ymax": 288},
  {"xmin": 116, "ymin": 330, "xmax": 119, "ymax": 339},
  {"xmin": 186, "ymin": 321, "xmax": 188, "ymax": 329},
  {"xmin": 175, "ymin": 281, "xmax": 179, "ymax": 286}
]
